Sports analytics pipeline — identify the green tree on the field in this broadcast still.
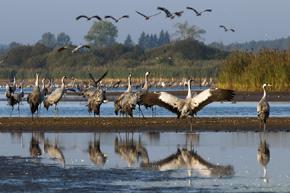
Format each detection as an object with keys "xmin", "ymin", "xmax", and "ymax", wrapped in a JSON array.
[
  {"xmin": 84, "ymin": 21, "xmax": 118, "ymax": 48},
  {"xmin": 56, "ymin": 32, "xmax": 72, "ymax": 47},
  {"xmin": 172, "ymin": 21, "xmax": 206, "ymax": 41},
  {"xmin": 124, "ymin": 34, "xmax": 134, "ymax": 46},
  {"xmin": 38, "ymin": 32, "xmax": 57, "ymax": 49}
]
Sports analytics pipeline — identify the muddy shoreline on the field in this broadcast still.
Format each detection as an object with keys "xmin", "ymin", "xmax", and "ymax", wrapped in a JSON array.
[{"xmin": 0, "ymin": 117, "xmax": 289, "ymax": 133}]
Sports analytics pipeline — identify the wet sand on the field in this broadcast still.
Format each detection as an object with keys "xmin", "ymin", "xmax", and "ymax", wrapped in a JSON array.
[{"xmin": 0, "ymin": 117, "xmax": 289, "ymax": 133}]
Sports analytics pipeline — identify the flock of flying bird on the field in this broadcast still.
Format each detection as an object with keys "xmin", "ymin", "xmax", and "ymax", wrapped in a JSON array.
[
  {"xmin": 4, "ymin": 70, "xmax": 271, "ymax": 132},
  {"xmin": 75, "ymin": 6, "xmax": 235, "ymax": 32}
]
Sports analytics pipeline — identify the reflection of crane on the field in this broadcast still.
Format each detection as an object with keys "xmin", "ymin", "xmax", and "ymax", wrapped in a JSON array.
[
  {"xmin": 29, "ymin": 133, "xmax": 42, "ymax": 157},
  {"xmin": 257, "ymin": 83, "xmax": 272, "ymax": 132},
  {"xmin": 257, "ymin": 132, "xmax": 270, "ymax": 182},
  {"xmin": 115, "ymin": 135, "xmax": 149, "ymax": 167},
  {"xmin": 44, "ymin": 134, "xmax": 65, "ymax": 167},
  {"xmin": 88, "ymin": 133, "xmax": 108, "ymax": 167}
]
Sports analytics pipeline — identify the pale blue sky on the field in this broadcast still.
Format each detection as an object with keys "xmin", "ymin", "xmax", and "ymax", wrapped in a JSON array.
[{"xmin": 1, "ymin": 0, "xmax": 289, "ymax": 46}]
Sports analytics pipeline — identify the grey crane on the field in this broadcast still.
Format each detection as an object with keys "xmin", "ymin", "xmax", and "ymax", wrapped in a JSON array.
[
  {"xmin": 47, "ymin": 77, "xmax": 54, "ymax": 94},
  {"xmin": 86, "ymin": 70, "xmax": 109, "ymax": 118},
  {"xmin": 27, "ymin": 72, "xmax": 41, "ymax": 120},
  {"xmin": 157, "ymin": 7, "xmax": 172, "ymax": 18},
  {"xmin": 57, "ymin": 44, "xmax": 91, "ymax": 53},
  {"xmin": 114, "ymin": 74, "xmax": 137, "ymax": 117},
  {"xmin": 219, "ymin": 25, "xmax": 235, "ymax": 32},
  {"xmin": 135, "ymin": 11, "xmax": 161, "ymax": 20},
  {"xmin": 0, "ymin": 55, "xmax": 8, "ymax": 64},
  {"xmin": 76, "ymin": 14, "xmax": 102, "ymax": 21},
  {"xmin": 66, "ymin": 77, "xmax": 76, "ymax": 89},
  {"xmin": 140, "ymin": 84, "xmax": 234, "ymax": 118},
  {"xmin": 5, "ymin": 82, "xmax": 12, "ymax": 99},
  {"xmin": 104, "ymin": 15, "xmax": 129, "ymax": 23},
  {"xmin": 257, "ymin": 83, "xmax": 272, "ymax": 132},
  {"xmin": 170, "ymin": 11, "xmax": 184, "ymax": 19},
  {"xmin": 8, "ymin": 83, "xmax": 24, "ymax": 116},
  {"xmin": 39, "ymin": 78, "xmax": 48, "ymax": 108},
  {"xmin": 257, "ymin": 132, "xmax": 270, "ymax": 182},
  {"xmin": 186, "ymin": 7, "xmax": 212, "ymax": 16},
  {"xmin": 43, "ymin": 75, "xmax": 67, "ymax": 119},
  {"xmin": 135, "ymin": 71, "xmax": 151, "ymax": 117}
]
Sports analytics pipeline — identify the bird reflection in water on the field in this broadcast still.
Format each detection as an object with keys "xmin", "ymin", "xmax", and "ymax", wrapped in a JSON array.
[
  {"xmin": 88, "ymin": 133, "xmax": 108, "ymax": 167},
  {"xmin": 29, "ymin": 133, "xmax": 43, "ymax": 157},
  {"xmin": 257, "ymin": 132, "xmax": 270, "ymax": 182},
  {"xmin": 44, "ymin": 133, "xmax": 65, "ymax": 167},
  {"xmin": 115, "ymin": 134, "xmax": 149, "ymax": 167}
]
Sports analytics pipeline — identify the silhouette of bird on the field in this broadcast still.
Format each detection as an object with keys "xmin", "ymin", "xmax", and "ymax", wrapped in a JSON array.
[
  {"xmin": 135, "ymin": 11, "xmax": 161, "ymax": 20},
  {"xmin": 140, "ymin": 87, "xmax": 234, "ymax": 118},
  {"xmin": 114, "ymin": 74, "xmax": 137, "ymax": 117},
  {"xmin": 186, "ymin": 7, "xmax": 212, "ymax": 16},
  {"xmin": 104, "ymin": 15, "xmax": 129, "ymax": 22},
  {"xmin": 43, "ymin": 75, "xmax": 67, "ymax": 119},
  {"xmin": 27, "ymin": 72, "xmax": 41, "ymax": 120},
  {"xmin": 57, "ymin": 44, "xmax": 91, "ymax": 53},
  {"xmin": 76, "ymin": 14, "xmax": 102, "ymax": 21},
  {"xmin": 257, "ymin": 83, "xmax": 271, "ymax": 132},
  {"xmin": 219, "ymin": 25, "xmax": 235, "ymax": 32},
  {"xmin": 171, "ymin": 11, "xmax": 184, "ymax": 19},
  {"xmin": 157, "ymin": 7, "xmax": 172, "ymax": 18}
]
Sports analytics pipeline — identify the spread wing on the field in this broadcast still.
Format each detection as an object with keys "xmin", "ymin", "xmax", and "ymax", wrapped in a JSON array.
[
  {"xmin": 140, "ymin": 92, "xmax": 180, "ymax": 116},
  {"xmin": 136, "ymin": 11, "xmax": 147, "ymax": 18},
  {"xmin": 105, "ymin": 15, "xmax": 117, "ymax": 22},
  {"xmin": 157, "ymin": 7, "xmax": 171, "ymax": 15},
  {"xmin": 76, "ymin": 15, "xmax": 88, "ymax": 20},
  {"xmin": 87, "ymin": 70, "xmax": 108, "ymax": 88},
  {"xmin": 191, "ymin": 88, "xmax": 235, "ymax": 114},
  {"xmin": 186, "ymin": 7, "xmax": 199, "ymax": 15},
  {"xmin": 57, "ymin": 46, "xmax": 71, "ymax": 52},
  {"xmin": 89, "ymin": 15, "xmax": 102, "ymax": 21}
]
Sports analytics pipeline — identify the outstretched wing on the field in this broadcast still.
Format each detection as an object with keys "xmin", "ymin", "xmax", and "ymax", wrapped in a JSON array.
[
  {"xmin": 219, "ymin": 25, "xmax": 227, "ymax": 30},
  {"xmin": 57, "ymin": 46, "xmax": 70, "ymax": 52},
  {"xmin": 136, "ymin": 11, "xmax": 147, "ymax": 18},
  {"xmin": 186, "ymin": 7, "xmax": 199, "ymax": 15},
  {"xmin": 202, "ymin": 9, "xmax": 212, "ymax": 13},
  {"xmin": 105, "ymin": 15, "xmax": 117, "ymax": 22},
  {"xmin": 87, "ymin": 70, "xmax": 108, "ymax": 88},
  {"xmin": 157, "ymin": 7, "xmax": 171, "ymax": 15},
  {"xmin": 76, "ymin": 15, "xmax": 88, "ymax": 20},
  {"xmin": 89, "ymin": 15, "xmax": 102, "ymax": 21},
  {"xmin": 191, "ymin": 88, "xmax": 235, "ymax": 114},
  {"xmin": 140, "ymin": 92, "xmax": 180, "ymax": 116}
]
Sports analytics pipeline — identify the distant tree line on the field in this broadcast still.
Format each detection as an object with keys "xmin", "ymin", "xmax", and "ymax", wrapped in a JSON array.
[{"xmin": 210, "ymin": 36, "xmax": 290, "ymax": 52}]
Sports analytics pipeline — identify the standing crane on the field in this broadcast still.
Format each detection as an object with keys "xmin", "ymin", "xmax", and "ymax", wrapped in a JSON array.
[
  {"xmin": 43, "ymin": 75, "xmax": 67, "ymax": 119},
  {"xmin": 257, "ymin": 83, "xmax": 272, "ymax": 132},
  {"xmin": 135, "ymin": 72, "xmax": 150, "ymax": 117},
  {"xmin": 27, "ymin": 72, "xmax": 41, "ymax": 120},
  {"xmin": 114, "ymin": 74, "xmax": 137, "ymax": 117},
  {"xmin": 8, "ymin": 83, "xmax": 24, "ymax": 116}
]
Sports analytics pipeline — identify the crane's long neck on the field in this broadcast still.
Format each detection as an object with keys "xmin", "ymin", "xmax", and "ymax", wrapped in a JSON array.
[
  {"xmin": 61, "ymin": 77, "xmax": 65, "ymax": 88},
  {"xmin": 13, "ymin": 77, "xmax": 16, "ymax": 85},
  {"xmin": 143, "ymin": 74, "xmax": 149, "ymax": 91},
  {"xmin": 186, "ymin": 80, "xmax": 192, "ymax": 99},
  {"xmin": 35, "ymin": 74, "xmax": 39, "ymax": 87},
  {"xmin": 263, "ymin": 86, "xmax": 267, "ymax": 99},
  {"xmin": 126, "ymin": 75, "xmax": 132, "ymax": 93},
  {"xmin": 42, "ymin": 79, "xmax": 46, "ymax": 89}
]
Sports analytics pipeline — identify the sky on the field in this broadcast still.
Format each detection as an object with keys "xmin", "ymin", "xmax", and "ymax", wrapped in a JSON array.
[{"xmin": 1, "ymin": 0, "xmax": 290, "ymax": 46}]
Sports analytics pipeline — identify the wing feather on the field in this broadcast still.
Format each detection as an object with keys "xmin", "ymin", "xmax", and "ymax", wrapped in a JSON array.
[
  {"xmin": 191, "ymin": 88, "xmax": 235, "ymax": 114},
  {"xmin": 140, "ymin": 92, "xmax": 180, "ymax": 116}
]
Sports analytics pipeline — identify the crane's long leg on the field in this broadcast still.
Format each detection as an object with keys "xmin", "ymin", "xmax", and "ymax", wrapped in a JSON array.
[
  {"xmin": 264, "ymin": 122, "xmax": 266, "ymax": 132},
  {"xmin": 54, "ymin": 104, "xmax": 57, "ymax": 120},
  {"xmin": 10, "ymin": 106, "xmax": 13, "ymax": 117}
]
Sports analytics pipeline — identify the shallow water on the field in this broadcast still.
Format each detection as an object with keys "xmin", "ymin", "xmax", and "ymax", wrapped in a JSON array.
[
  {"xmin": 0, "ymin": 132, "xmax": 289, "ymax": 192},
  {"xmin": 1, "ymin": 100, "xmax": 290, "ymax": 118}
]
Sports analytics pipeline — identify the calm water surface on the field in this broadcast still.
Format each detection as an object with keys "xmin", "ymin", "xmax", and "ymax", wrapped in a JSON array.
[{"xmin": 0, "ymin": 132, "xmax": 289, "ymax": 192}]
